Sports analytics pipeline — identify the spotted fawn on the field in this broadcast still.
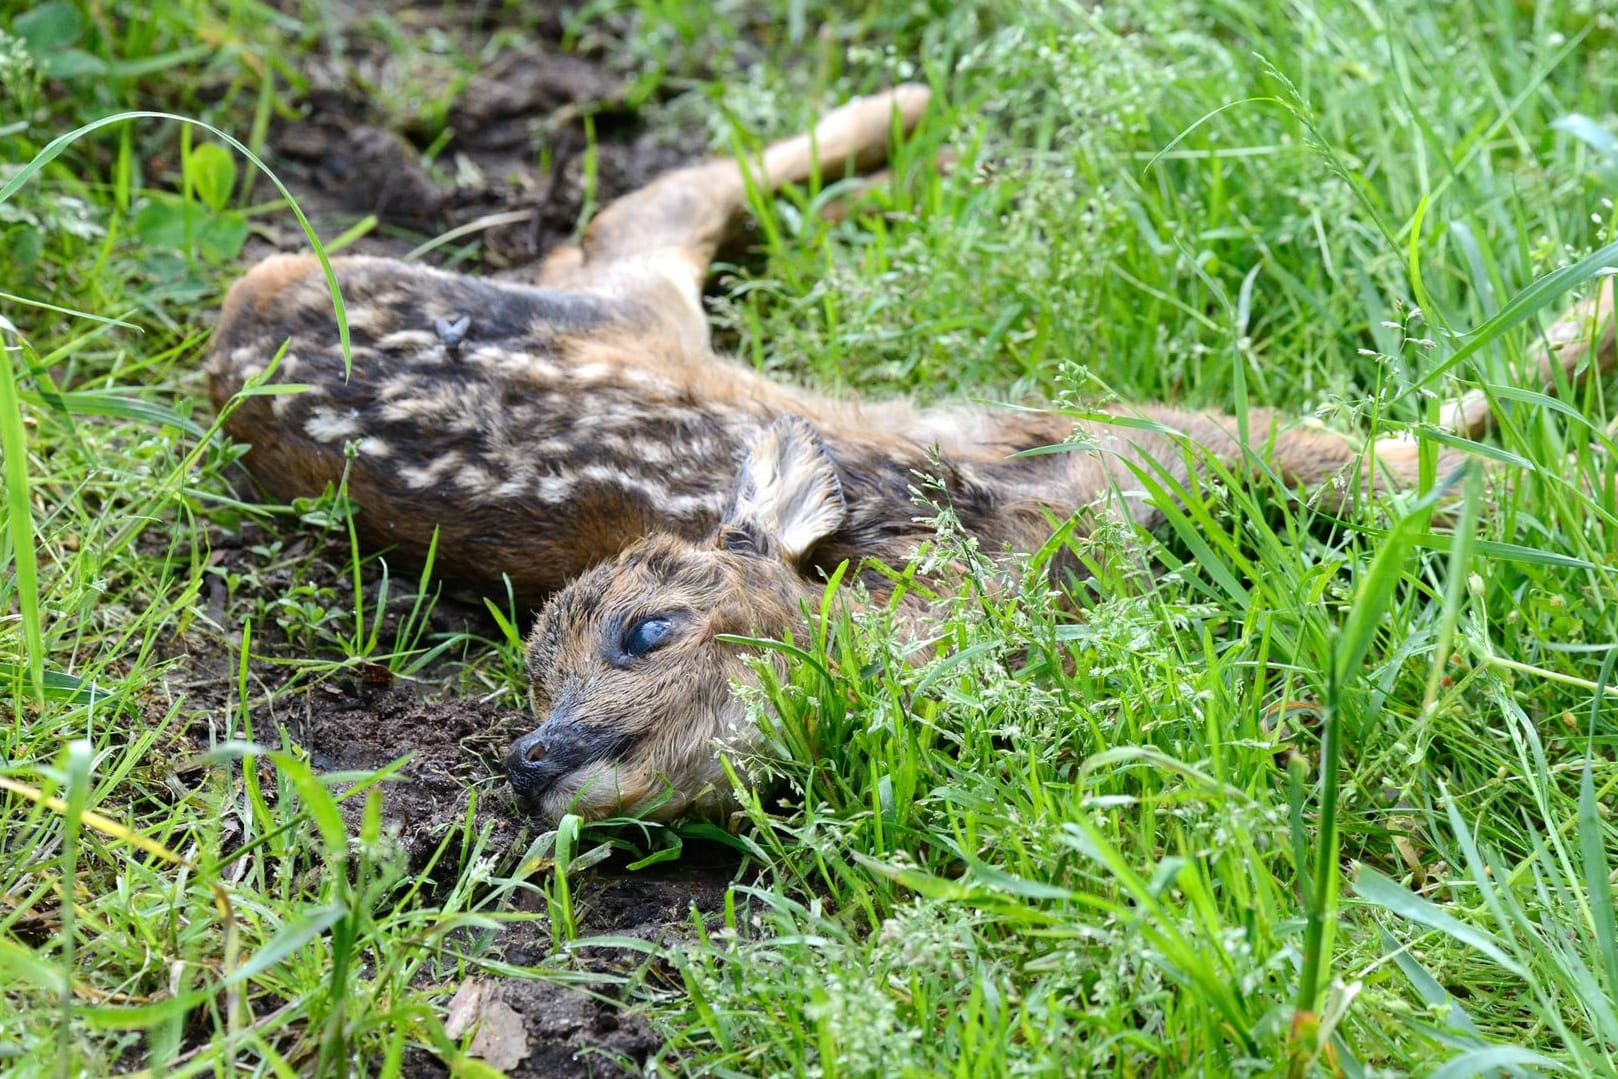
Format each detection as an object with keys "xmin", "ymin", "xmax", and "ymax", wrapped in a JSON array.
[{"xmin": 208, "ymin": 86, "xmax": 1617, "ymax": 823}]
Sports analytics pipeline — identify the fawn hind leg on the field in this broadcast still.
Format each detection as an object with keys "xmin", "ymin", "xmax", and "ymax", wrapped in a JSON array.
[
  {"xmin": 537, "ymin": 85, "xmax": 931, "ymax": 350},
  {"xmin": 1101, "ymin": 278, "xmax": 1618, "ymax": 519},
  {"xmin": 1272, "ymin": 278, "xmax": 1618, "ymax": 506}
]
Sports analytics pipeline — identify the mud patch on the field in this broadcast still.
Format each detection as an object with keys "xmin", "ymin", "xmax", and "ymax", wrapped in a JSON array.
[
  {"xmin": 416, "ymin": 858, "xmax": 735, "ymax": 1077},
  {"xmin": 437, "ymin": 977, "xmax": 658, "ymax": 1078},
  {"xmin": 479, "ymin": 981, "xmax": 656, "ymax": 1079},
  {"xmin": 509, "ymin": 862, "xmax": 735, "ymax": 1076},
  {"xmin": 285, "ymin": 679, "xmax": 529, "ymax": 860},
  {"xmin": 251, "ymin": 9, "xmax": 698, "ymax": 271}
]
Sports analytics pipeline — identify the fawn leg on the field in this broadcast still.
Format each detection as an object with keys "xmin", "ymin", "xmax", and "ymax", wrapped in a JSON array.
[
  {"xmin": 1435, "ymin": 277, "xmax": 1618, "ymax": 438},
  {"xmin": 1283, "ymin": 277, "xmax": 1618, "ymax": 502},
  {"xmin": 536, "ymin": 85, "xmax": 931, "ymax": 347},
  {"xmin": 1092, "ymin": 278, "xmax": 1617, "ymax": 519}
]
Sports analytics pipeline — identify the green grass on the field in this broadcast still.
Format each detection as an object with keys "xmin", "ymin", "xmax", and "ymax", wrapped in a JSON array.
[{"xmin": 3, "ymin": 0, "xmax": 1618, "ymax": 1074}]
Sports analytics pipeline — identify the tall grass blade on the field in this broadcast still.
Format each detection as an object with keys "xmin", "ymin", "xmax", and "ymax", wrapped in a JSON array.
[
  {"xmin": 1577, "ymin": 649, "xmax": 1618, "ymax": 1011},
  {"xmin": 1354, "ymin": 865, "xmax": 1527, "ymax": 977},
  {"xmin": 0, "ymin": 316, "xmax": 43, "ymax": 699}
]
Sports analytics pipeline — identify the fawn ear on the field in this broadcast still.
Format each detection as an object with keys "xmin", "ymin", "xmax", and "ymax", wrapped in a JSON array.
[{"xmin": 719, "ymin": 418, "xmax": 846, "ymax": 566}]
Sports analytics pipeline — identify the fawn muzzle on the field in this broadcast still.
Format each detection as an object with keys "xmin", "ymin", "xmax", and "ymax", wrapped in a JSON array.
[{"xmin": 504, "ymin": 717, "xmax": 633, "ymax": 810}]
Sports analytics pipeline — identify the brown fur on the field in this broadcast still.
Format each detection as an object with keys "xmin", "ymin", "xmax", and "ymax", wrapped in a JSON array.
[{"xmin": 206, "ymin": 86, "xmax": 1618, "ymax": 822}]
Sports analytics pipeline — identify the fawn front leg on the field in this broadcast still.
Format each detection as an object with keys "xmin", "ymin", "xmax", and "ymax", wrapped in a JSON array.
[{"xmin": 536, "ymin": 85, "xmax": 932, "ymax": 350}]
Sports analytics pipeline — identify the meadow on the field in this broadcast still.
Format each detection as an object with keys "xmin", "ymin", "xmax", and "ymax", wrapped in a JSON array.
[{"xmin": 2, "ymin": 0, "xmax": 1617, "ymax": 1075}]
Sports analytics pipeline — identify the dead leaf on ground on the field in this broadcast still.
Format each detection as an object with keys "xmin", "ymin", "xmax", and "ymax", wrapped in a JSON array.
[{"xmin": 445, "ymin": 977, "xmax": 531, "ymax": 1072}]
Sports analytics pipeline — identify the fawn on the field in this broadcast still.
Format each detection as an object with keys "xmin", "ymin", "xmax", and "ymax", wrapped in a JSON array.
[{"xmin": 209, "ymin": 86, "xmax": 1616, "ymax": 823}]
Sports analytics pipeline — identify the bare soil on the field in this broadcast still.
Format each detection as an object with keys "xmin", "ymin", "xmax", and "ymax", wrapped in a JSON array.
[
  {"xmin": 246, "ymin": 6, "xmax": 697, "ymax": 273},
  {"xmin": 177, "ymin": 7, "xmax": 745, "ymax": 1074}
]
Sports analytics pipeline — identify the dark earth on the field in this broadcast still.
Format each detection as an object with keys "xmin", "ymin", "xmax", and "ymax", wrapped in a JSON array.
[{"xmin": 174, "ymin": 5, "xmax": 761, "ymax": 1074}]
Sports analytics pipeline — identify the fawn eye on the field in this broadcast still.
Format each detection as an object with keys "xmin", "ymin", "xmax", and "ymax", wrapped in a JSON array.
[{"xmin": 621, "ymin": 616, "xmax": 674, "ymax": 658}]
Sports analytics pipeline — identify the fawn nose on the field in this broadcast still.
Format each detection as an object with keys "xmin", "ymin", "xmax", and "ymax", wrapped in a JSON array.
[
  {"xmin": 515, "ymin": 731, "xmax": 549, "ymax": 764},
  {"xmin": 507, "ymin": 726, "xmax": 573, "ymax": 804}
]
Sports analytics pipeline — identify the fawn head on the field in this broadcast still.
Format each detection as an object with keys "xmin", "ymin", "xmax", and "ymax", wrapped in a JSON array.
[{"xmin": 506, "ymin": 419, "xmax": 846, "ymax": 821}]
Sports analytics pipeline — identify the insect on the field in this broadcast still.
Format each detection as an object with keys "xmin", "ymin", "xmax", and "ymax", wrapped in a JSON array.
[
  {"xmin": 208, "ymin": 86, "xmax": 1616, "ymax": 822},
  {"xmin": 433, "ymin": 314, "xmax": 471, "ymax": 351}
]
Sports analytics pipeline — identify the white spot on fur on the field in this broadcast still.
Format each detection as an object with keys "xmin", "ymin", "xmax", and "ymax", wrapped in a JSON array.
[
  {"xmin": 634, "ymin": 440, "xmax": 676, "ymax": 466},
  {"xmin": 579, "ymin": 463, "xmax": 628, "ymax": 485},
  {"xmin": 455, "ymin": 465, "xmax": 495, "ymax": 492},
  {"xmin": 377, "ymin": 330, "xmax": 438, "ymax": 351},
  {"xmin": 400, "ymin": 454, "xmax": 463, "ymax": 490},
  {"xmin": 536, "ymin": 475, "xmax": 575, "ymax": 502},
  {"xmin": 304, "ymin": 408, "xmax": 360, "ymax": 442},
  {"xmin": 664, "ymin": 492, "xmax": 725, "ymax": 518},
  {"xmin": 615, "ymin": 365, "xmax": 677, "ymax": 393},
  {"xmin": 570, "ymin": 362, "xmax": 613, "ymax": 384},
  {"xmin": 381, "ymin": 399, "xmax": 432, "ymax": 423},
  {"xmin": 380, "ymin": 377, "xmax": 422, "ymax": 401},
  {"xmin": 492, "ymin": 472, "xmax": 536, "ymax": 499},
  {"xmin": 467, "ymin": 348, "xmax": 562, "ymax": 382},
  {"xmin": 342, "ymin": 304, "xmax": 377, "ymax": 332}
]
